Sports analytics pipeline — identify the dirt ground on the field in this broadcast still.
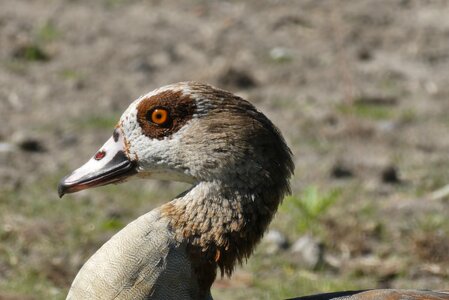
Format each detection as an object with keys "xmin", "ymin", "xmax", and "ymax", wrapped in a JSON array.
[{"xmin": 1, "ymin": 0, "xmax": 449, "ymax": 299}]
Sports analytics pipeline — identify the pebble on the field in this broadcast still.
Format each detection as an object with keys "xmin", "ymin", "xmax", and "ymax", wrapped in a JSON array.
[
  {"xmin": 330, "ymin": 163, "xmax": 353, "ymax": 179},
  {"xmin": 19, "ymin": 139, "xmax": 45, "ymax": 152},
  {"xmin": 291, "ymin": 234, "xmax": 323, "ymax": 269},
  {"xmin": 269, "ymin": 47, "xmax": 292, "ymax": 62},
  {"xmin": 0, "ymin": 142, "xmax": 15, "ymax": 153},
  {"xmin": 218, "ymin": 68, "xmax": 257, "ymax": 89},
  {"xmin": 11, "ymin": 132, "xmax": 46, "ymax": 153},
  {"xmin": 261, "ymin": 229, "xmax": 289, "ymax": 254},
  {"xmin": 381, "ymin": 166, "xmax": 401, "ymax": 184}
]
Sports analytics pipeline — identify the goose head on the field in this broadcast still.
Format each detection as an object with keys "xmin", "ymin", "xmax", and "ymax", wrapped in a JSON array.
[
  {"xmin": 59, "ymin": 82, "xmax": 293, "ymax": 279},
  {"xmin": 59, "ymin": 81, "xmax": 293, "ymax": 198}
]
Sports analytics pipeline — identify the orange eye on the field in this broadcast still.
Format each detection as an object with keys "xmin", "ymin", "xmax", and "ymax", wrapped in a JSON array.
[{"xmin": 150, "ymin": 108, "xmax": 169, "ymax": 125}]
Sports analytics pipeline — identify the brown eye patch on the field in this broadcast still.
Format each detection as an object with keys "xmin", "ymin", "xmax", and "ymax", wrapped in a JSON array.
[{"xmin": 136, "ymin": 90, "xmax": 196, "ymax": 140}]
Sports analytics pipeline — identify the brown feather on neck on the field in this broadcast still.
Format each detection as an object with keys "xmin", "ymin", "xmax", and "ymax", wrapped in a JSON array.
[
  {"xmin": 161, "ymin": 178, "xmax": 290, "ymax": 292},
  {"xmin": 159, "ymin": 82, "xmax": 294, "ymax": 292}
]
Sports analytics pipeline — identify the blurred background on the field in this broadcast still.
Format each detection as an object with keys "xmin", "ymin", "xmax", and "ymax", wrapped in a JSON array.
[{"xmin": 1, "ymin": 0, "xmax": 449, "ymax": 299}]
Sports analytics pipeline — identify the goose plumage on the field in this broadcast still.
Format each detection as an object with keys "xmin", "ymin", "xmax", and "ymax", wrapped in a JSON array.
[{"xmin": 59, "ymin": 82, "xmax": 449, "ymax": 300}]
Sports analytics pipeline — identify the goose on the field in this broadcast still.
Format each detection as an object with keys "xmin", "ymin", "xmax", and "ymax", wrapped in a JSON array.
[{"xmin": 58, "ymin": 82, "xmax": 449, "ymax": 300}]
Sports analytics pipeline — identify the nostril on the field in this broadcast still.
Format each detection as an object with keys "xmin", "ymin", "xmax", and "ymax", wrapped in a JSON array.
[
  {"xmin": 113, "ymin": 128, "xmax": 120, "ymax": 142},
  {"xmin": 94, "ymin": 150, "xmax": 106, "ymax": 161}
]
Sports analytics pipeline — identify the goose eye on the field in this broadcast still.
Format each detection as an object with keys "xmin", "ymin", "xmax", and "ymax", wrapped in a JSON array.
[{"xmin": 149, "ymin": 108, "xmax": 169, "ymax": 125}]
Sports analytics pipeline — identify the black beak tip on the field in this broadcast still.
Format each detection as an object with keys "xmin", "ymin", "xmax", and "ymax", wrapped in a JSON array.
[{"xmin": 57, "ymin": 178, "xmax": 68, "ymax": 198}]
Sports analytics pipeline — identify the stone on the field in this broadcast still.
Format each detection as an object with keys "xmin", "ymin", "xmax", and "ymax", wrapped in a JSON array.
[
  {"xmin": 291, "ymin": 234, "xmax": 323, "ymax": 269},
  {"xmin": 261, "ymin": 229, "xmax": 289, "ymax": 254}
]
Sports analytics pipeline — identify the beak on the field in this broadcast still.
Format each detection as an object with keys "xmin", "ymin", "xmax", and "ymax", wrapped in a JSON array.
[{"xmin": 58, "ymin": 128, "xmax": 137, "ymax": 198}]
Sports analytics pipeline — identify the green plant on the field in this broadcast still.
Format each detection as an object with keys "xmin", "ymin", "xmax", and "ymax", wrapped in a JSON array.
[
  {"xmin": 282, "ymin": 186, "xmax": 340, "ymax": 234},
  {"xmin": 13, "ymin": 44, "xmax": 49, "ymax": 62},
  {"xmin": 337, "ymin": 102, "xmax": 393, "ymax": 120},
  {"xmin": 11, "ymin": 21, "xmax": 60, "ymax": 63},
  {"xmin": 61, "ymin": 69, "xmax": 84, "ymax": 80},
  {"xmin": 37, "ymin": 22, "xmax": 60, "ymax": 42}
]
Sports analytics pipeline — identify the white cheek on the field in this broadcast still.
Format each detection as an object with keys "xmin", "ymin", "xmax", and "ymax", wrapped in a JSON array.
[{"xmin": 132, "ymin": 132, "xmax": 182, "ymax": 169}]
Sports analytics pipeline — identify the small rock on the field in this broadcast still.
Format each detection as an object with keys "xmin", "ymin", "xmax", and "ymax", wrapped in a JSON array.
[
  {"xmin": 331, "ymin": 164, "xmax": 353, "ymax": 179},
  {"xmin": 291, "ymin": 235, "xmax": 323, "ymax": 269},
  {"xmin": 381, "ymin": 166, "xmax": 401, "ymax": 184},
  {"xmin": 376, "ymin": 121, "xmax": 396, "ymax": 133},
  {"xmin": 131, "ymin": 58, "xmax": 156, "ymax": 74},
  {"xmin": 106, "ymin": 207, "xmax": 123, "ymax": 219},
  {"xmin": 424, "ymin": 81, "xmax": 438, "ymax": 95},
  {"xmin": 0, "ymin": 142, "xmax": 15, "ymax": 153},
  {"xmin": 60, "ymin": 133, "xmax": 78, "ymax": 147},
  {"xmin": 19, "ymin": 139, "xmax": 45, "ymax": 152},
  {"xmin": 269, "ymin": 47, "xmax": 292, "ymax": 62},
  {"xmin": 67, "ymin": 79, "xmax": 85, "ymax": 90},
  {"xmin": 218, "ymin": 68, "xmax": 257, "ymax": 89},
  {"xmin": 399, "ymin": 0, "xmax": 411, "ymax": 7},
  {"xmin": 12, "ymin": 133, "xmax": 46, "ymax": 153},
  {"xmin": 323, "ymin": 114, "xmax": 338, "ymax": 126},
  {"xmin": 262, "ymin": 229, "xmax": 289, "ymax": 254},
  {"xmin": 357, "ymin": 47, "xmax": 373, "ymax": 61},
  {"xmin": 323, "ymin": 253, "xmax": 342, "ymax": 269}
]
